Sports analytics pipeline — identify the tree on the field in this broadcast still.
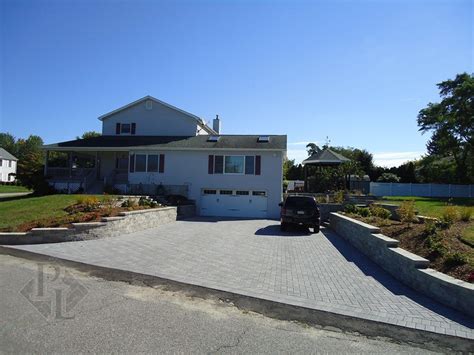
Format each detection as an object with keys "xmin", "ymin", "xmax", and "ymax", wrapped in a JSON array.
[
  {"xmin": 77, "ymin": 131, "xmax": 101, "ymax": 140},
  {"xmin": 0, "ymin": 132, "xmax": 17, "ymax": 156},
  {"xmin": 417, "ymin": 73, "xmax": 474, "ymax": 183},
  {"xmin": 283, "ymin": 159, "xmax": 295, "ymax": 180},
  {"xmin": 377, "ymin": 173, "xmax": 401, "ymax": 183},
  {"xmin": 306, "ymin": 143, "xmax": 321, "ymax": 156}
]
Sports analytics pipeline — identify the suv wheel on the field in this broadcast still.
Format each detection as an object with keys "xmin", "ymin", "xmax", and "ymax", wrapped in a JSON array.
[
  {"xmin": 280, "ymin": 222, "xmax": 288, "ymax": 232},
  {"xmin": 312, "ymin": 225, "xmax": 320, "ymax": 234}
]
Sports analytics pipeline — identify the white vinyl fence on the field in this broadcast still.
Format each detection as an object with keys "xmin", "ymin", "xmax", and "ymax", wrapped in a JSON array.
[{"xmin": 370, "ymin": 182, "xmax": 474, "ymax": 198}]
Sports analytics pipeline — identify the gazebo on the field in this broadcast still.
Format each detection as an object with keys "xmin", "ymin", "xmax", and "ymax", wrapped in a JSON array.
[{"xmin": 301, "ymin": 148, "xmax": 351, "ymax": 192}]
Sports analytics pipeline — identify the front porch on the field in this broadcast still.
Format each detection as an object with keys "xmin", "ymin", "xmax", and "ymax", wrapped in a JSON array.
[{"xmin": 44, "ymin": 150, "xmax": 129, "ymax": 193}]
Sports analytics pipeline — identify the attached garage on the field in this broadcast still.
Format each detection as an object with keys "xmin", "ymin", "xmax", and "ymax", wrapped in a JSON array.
[{"xmin": 200, "ymin": 189, "xmax": 268, "ymax": 218}]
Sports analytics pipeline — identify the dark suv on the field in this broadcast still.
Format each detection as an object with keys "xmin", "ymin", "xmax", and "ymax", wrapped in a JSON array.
[{"xmin": 279, "ymin": 195, "xmax": 320, "ymax": 233}]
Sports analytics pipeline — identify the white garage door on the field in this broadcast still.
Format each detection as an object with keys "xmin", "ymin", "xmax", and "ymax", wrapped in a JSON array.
[{"xmin": 200, "ymin": 189, "xmax": 268, "ymax": 218}]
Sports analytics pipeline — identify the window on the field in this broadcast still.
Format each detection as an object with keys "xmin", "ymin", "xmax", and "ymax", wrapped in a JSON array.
[
  {"xmin": 145, "ymin": 100, "xmax": 153, "ymax": 110},
  {"xmin": 8, "ymin": 160, "xmax": 12, "ymax": 168},
  {"xmin": 258, "ymin": 136, "xmax": 270, "ymax": 143},
  {"xmin": 252, "ymin": 191, "xmax": 266, "ymax": 196},
  {"xmin": 207, "ymin": 135, "xmax": 219, "ymax": 142},
  {"xmin": 285, "ymin": 196, "xmax": 316, "ymax": 209},
  {"xmin": 135, "ymin": 154, "xmax": 146, "ymax": 172},
  {"xmin": 224, "ymin": 156, "xmax": 244, "ymax": 174},
  {"xmin": 147, "ymin": 155, "xmax": 158, "ymax": 172},
  {"xmin": 203, "ymin": 189, "xmax": 217, "ymax": 195},
  {"xmin": 121, "ymin": 123, "xmax": 131, "ymax": 134},
  {"xmin": 220, "ymin": 190, "xmax": 233, "ymax": 195},
  {"xmin": 214, "ymin": 155, "xmax": 224, "ymax": 174},
  {"xmin": 245, "ymin": 156, "xmax": 254, "ymax": 175},
  {"xmin": 236, "ymin": 191, "xmax": 249, "ymax": 195},
  {"xmin": 0, "ymin": 160, "xmax": 2, "ymax": 167}
]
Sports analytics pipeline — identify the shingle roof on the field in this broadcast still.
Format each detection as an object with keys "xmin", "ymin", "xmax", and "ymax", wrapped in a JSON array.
[
  {"xmin": 0, "ymin": 148, "xmax": 18, "ymax": 161},
  {"xmin": 302, "ymin": 148, "xmax": 350, "ymax": 166},
  {"xmin": 43, "ymin": 135, "xmax": 287, "ymax": 151}
]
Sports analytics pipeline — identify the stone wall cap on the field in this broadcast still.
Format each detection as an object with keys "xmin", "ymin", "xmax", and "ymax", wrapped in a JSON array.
[
  {"xmin": 330, "ymin": 213, "xmax": 381, "ymax": 232},
  {"xmin": 0, "ymin": 232, "xmax": 29, "ymax": 236},
  {"xmin": 72, "ymin": 222, "xmax": 107, "ymax": 228},
  {"xmin": 389, "ymin": 247, "xmax": 430, "ymax": 268},
  {"xmin": 119, "ymin": 207, "xmax": 176, "ymax": 216},
  {"xmin": 31, "ymin": 227, "xmax": 69, "ymax": 231},
  {"xmin": 371, "ymin": 233, "xmax": 399, "ymax": 247},
  {"xmin": 419, "ymin": 268, "xmax": 474, "ymax": 290},
  {"xmin": 101, "ymin": 216, "xmax": 126, "ymax": 222}
]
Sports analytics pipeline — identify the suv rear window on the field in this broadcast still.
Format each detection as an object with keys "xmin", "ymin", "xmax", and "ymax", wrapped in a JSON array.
[{"xmin": 285, "ymin": 196, "xmax": 317, "ymax": 209}]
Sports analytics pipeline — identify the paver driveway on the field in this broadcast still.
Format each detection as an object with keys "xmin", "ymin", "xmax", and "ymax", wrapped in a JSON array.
[{"xmin": 6, "ymin": 218, "xmax": 474, "ymax": 339}]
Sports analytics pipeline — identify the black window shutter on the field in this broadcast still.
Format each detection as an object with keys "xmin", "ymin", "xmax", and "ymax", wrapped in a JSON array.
[
  {"xmin": 208, "ymin": 155, "xmax": 214, "ymax": 174},
  {"xmin": 131, "ymin": 123, "xmax": 136, "ymax": 135},
  {"xmin": 255, "ymin": 155, "xmax": 261, "ymax": 175},
  {"xmin": 116, "ymin": 123, "xmax": 121, "ymax": 135},
  {"xmin": 159, "ymin": 154, "xmax": 165, "ymax": 173},
  {"xmin": 129, "ymin": 154, "xmax": 135, "ymax": 173}
]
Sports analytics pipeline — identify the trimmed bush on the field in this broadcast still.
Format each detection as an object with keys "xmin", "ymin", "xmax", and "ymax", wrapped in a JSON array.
[
  {"xmin": 344, "ymin": 204, "xmax": 356, "ymax": 214},
  {"xmin": 397, "ymin": 201, "xmax": 417, "ymax": 223},
  {"xmin": 369, "ymin": 205, "xmax": 392, "ymax": 219},
  {"xmin": 440, "ymin": 206, "xmax": 459, "ymax": 227},
  {"xmin": 460, "ymin": 207, "xmax": 472, "ymax": 222},
  {"xmin": 444, "ymin": 252, "xmax": 468, "ymax": 267}
]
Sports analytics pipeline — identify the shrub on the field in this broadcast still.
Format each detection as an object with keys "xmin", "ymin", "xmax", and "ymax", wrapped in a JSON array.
[
  {"xmin": 440, "ymin": 206, "xmax": 459, "ymax": 227},
  {"xmin": 121, "ymin": 199, "xmax": 137, "ymax": 208},
  {"xmin": 334, "ymin": 190, "xmax": 345, "ymax": 204},
  {"xmin": 459, "ymin": 207, "xmax": 472, "ymax": 222},
  {"xmin": 444, "ymin": 252, "xmax": 467, "ymax": 267},
  {"xmin": 397, "ymin": 201, "xmax": 417, "ymax": 223},
  {"xmin": 356, "ymin": 207, "xmax": 371, "ymax": 217},
  {"xmin": 369, "ymin": 205, "xmax": 392, "ymax": 219},
  {"xmin": 423, "ymin": 221, "xmax": 437, "ymax": 236},
  {"xmin": 344, "ymin": 204, "xmax": 356, "ymax": 214},
  {"xmin": 426, "ymin": 233, "xmax": 446, "ymax": 256},
  {"xmin": 138, "ymin": 197, "xmax": 158, "ymax": 208},
  {"xmin": 76, "ymin": 196, "xmax": 100, "ymax": 212},
  {"xmin": 316, "ymin": 195, "xmax": 327, "ymax": 204}
]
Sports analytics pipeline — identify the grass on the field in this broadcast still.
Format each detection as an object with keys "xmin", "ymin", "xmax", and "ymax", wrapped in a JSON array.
[
  {"xmin": 382, "ymin": 196, "xmax": 474, "ymax": 218},
  {"xmin": 0, "ymin": 194, "xmax": 105, "ymax": 231},
  {"xmin": 0, "ymin": 185, "xmax": 31, "ymax": 193}
]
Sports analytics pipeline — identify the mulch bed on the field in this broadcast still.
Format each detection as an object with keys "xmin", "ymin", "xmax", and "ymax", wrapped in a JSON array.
[{"xmin": 345, "ymin": 214, "xmax": 474, "ymax": 283}]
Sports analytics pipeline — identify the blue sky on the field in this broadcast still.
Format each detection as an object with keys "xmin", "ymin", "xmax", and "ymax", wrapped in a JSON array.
[{"xmin": 1, "ymin": 0, "xmax": 472, "ymax": 166}]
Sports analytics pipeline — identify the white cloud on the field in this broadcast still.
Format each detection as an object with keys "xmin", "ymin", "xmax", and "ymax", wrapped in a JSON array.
[{"xmin": 373, "ymin": 151, "xmax": 424, "ymax": 168}]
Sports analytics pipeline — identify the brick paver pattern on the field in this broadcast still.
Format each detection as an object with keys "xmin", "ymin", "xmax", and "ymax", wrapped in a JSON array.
[{"xmin": 9, "ymin": 218, "xmax": 473, "ymax": 339}]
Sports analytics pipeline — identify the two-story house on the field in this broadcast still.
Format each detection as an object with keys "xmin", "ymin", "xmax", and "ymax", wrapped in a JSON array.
[
  {"xmin": 0, "ymin": 148, "xmax": 18, "ymax": 182},
  {"xmin": 43, "ymin": 96, "xmax": 287, "ymax": 218}
]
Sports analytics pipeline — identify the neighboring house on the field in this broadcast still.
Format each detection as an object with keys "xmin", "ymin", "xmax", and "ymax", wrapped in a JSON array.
[
  {"xmin": 43, "ymin": 96, "xmax": 287, "ymax": 218},
  {"xmin": 0, "ymin": 148, "xmax": 18, "ymax": 182}
]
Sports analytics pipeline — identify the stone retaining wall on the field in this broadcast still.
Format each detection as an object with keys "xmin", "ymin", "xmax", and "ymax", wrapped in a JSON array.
[
  {"xmin": 0, "ymin": 207, "xmax": 178, "ymax": 245},
  {"xmin": 329, "ymin": 212, "xmax": 474, "ymax": 317}
]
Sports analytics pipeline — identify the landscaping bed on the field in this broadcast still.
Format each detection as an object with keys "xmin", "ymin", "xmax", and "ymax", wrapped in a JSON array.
[
  {"xmin": 343, "ymin": 204, "xmax": 474, "ymax": 282},
  {"xmin": 0, "ymin": 194, "xmax": 161, "ymax": 232}
]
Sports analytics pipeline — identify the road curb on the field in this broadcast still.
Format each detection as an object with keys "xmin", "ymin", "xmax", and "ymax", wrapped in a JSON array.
[{"xmin": 1, "ymin": 245, "xmax": 472, "ymax": 352}]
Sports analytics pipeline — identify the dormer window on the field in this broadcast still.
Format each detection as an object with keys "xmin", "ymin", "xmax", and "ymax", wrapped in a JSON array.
[
  {"xmin": 116, "ymin": 123, "xmax": 136, "ymax": 135},
  {"xmin": 258, "ymin": 136, "xmax": 270, "ymax": 143},
  {"xmin": 207, "ymin": 135, "xmax": 219, "ymax": 142}
]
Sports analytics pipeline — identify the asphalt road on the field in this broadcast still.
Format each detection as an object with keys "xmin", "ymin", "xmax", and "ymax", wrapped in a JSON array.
[{"xmin": 0, "ymin": 254, "xmax": 439, "ymax": 354}]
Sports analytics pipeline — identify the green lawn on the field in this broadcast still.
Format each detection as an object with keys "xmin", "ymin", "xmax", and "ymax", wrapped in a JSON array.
[
  {"xmin": 0, "ymin": 185, "xmax": 31, "ymax": 193},
  {"xmin": 382, "ymin": 196, "xmax": 474, "ymax": 218},
  {"xmin": 0, "ymin": 194, "xmax": 104, "ymax": 231}
]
